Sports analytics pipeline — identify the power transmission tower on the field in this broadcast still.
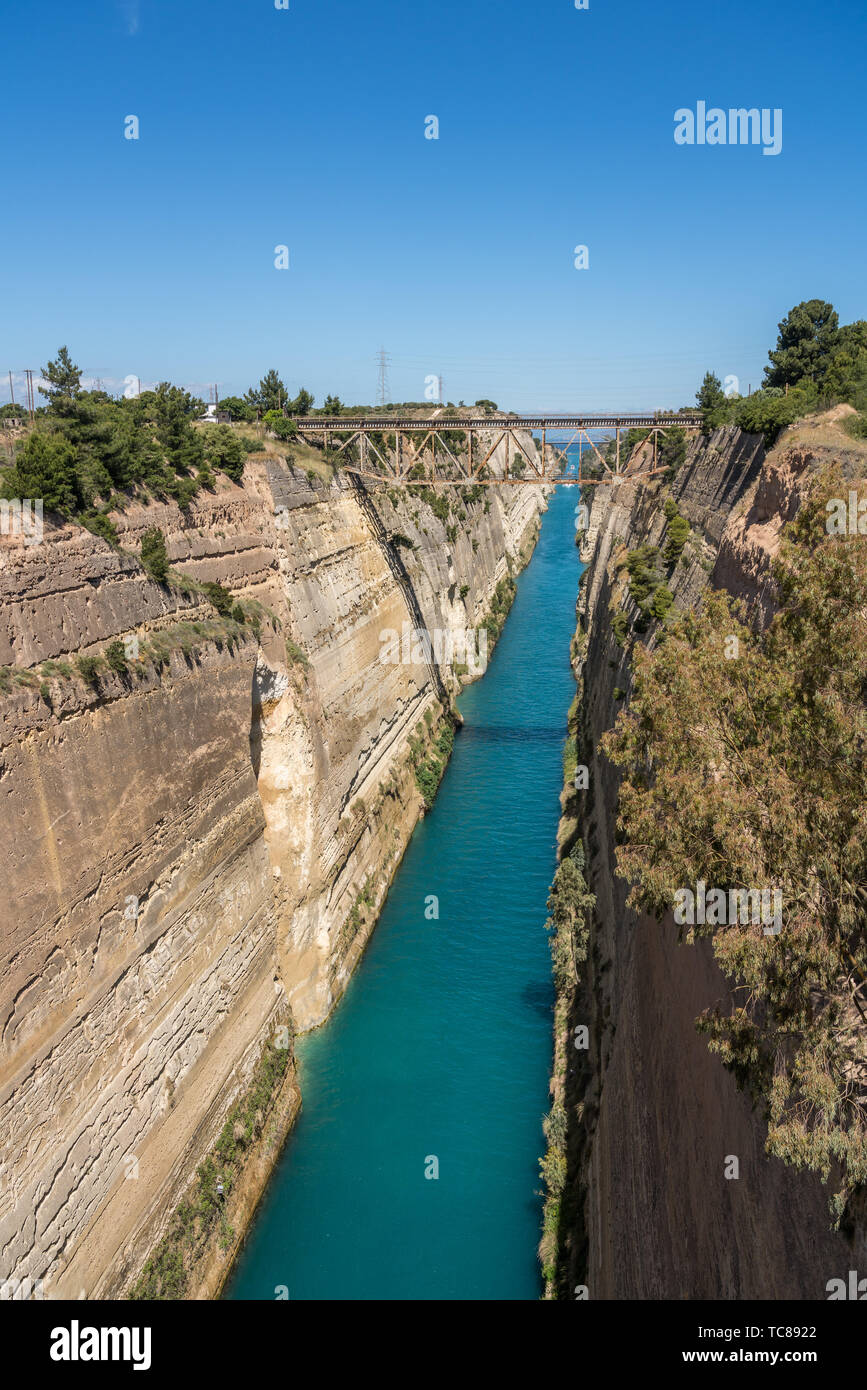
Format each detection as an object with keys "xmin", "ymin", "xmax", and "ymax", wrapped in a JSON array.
[{"xmin": 376, "ymin": 347, "xmax": 391, "ymax": 408}]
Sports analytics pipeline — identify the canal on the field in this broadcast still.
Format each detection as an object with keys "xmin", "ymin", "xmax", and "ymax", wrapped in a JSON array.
[{"xmin": 226, "ymin": 479, "xmax": 583, "ymax": 1300}]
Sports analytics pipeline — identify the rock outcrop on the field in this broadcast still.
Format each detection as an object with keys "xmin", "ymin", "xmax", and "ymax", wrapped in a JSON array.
[
  {"xmin": 556, "ymin": 413, "xmax": 867, "ymax": 1299},
  {"xmin": 0, "ymin": 440, "xmax": 546, "ymax": 1297}
]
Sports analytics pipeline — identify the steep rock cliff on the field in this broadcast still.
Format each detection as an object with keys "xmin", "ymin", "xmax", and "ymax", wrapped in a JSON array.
[
  {"xmin": 0, "ymin": 439, "xmax": 546, "ymax": 1297},
  {"xmin": 556, "ymin": 412, "xmax": 867, "ymax": 1299}
]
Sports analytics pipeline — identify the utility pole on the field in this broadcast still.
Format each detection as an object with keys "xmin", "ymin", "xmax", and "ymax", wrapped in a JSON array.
[
  {"xmin": 376, "ymin": 347, "xmax": 390, "ymax": 408},
  {"xmin": 8, "ymin": 370, "xmax": 14, "ymax": 404},
  {"xmin": 24, "ymin": 369, "xmax": 35, "ymax": 421}
]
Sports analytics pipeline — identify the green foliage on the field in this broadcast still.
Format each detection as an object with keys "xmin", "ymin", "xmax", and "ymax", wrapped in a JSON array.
[
  {"xmin": 602, "ymin": 469, "xmax": 867, "ymax": 1218},
  {"xmin": 262, "ymin": 411, "xmax": 297, "ymax": 442},
  {"xmin": 128, "ymin": 1034, "xmax": 292, "ymax": 1299},
  {"xmin": 140, "ymin": 526, "xmax": 169, "ymax": 583},
  {"xmin": 202, "ymin": 581, "xmax": 234, "ymax": 617},
  {"xmin": 216, "ymin": 396, "xmax": 254, "ymax": 422},
  {"xmin": 1, "ymin": 432, "xmax": 78, "ymax": 515},
  {"xmin": 81, "ymin": 509, "xmax": 120, "ymax": 546},
  {"xmin": 39, "ymin": 345, "xmax": 82, "ymax": 408},
  {"xmin": 285, "ymin": 638, "xmax": 309, "ymax": 667},
  {"xmin": 611, "ymin": 610, "xmax": 629, "ymax": 647},
  {"xmin": 410, "ymin": 485, "xmax": 451, "ymax": 523},
  {"xmin": 459, "ymin": 584, "xmax": 470, "ymax": 601},
  {"xmin": 545, "ymin": 846, "xmax": 594, "ymax": 991},
  {"xmin": 478, "ymin": 575, "xmax": 517, "ymax": 647},
  {"xmin": 650, "ymin": 585, "xmax": 674, "ymax": 620},
  {"xmin": 201, "ymin": 424, "xmax": 244, "ymax": 482},
  {"xmin": 621, "ymin": 541, "xmax": 678, "ymax": 633},
  {"xmin": 104, "ymin": 640, "xmax": 128, "ymax": 674},
  {"xmin": 659, "ymin": 427, "xmax": 688, "ymax": 481},
  {"xmin": 624, "ymin": 545, "xmax": 662, "ymax": 605},
  {"xmin": 0, "ymin": 348, "xmax": 247, "ymax": 528},
  {"xmin": 662, "ymin": 513, "xmax": 690, "ymax": 567},
  {"xmin": 844, "ymin": 411, "xmax": 867, "ymax": 441},
  {"xmin": 410, "ymin": 719, "xmax": 455, "ymax": 809},
  {"xmin": 244, "ymin": 368, "xmax": 288, "ymax": 415},
  {"xmin": 746, "ymin": 382, "xmax": 821, "ymax": 447},
  {"xmin": 76, "ymin": 654, "xmax": 102, "ymax": 687},
  {"xmin": 764, "ymin": 299, "xmax": 841, "ymax": 388},
  {"xmin": 696, "ymin": 371, "xmax": 728, "ymax": 435}
]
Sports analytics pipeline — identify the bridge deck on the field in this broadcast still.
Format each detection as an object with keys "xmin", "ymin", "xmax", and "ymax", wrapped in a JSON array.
[{"xmin": 294, "ymin": 414, "xmax": 701, "ymax": 431}]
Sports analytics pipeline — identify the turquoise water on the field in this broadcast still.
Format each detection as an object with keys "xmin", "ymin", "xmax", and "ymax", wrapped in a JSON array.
[{"xmin": 226, "ymin": 480, "xmax": 582, "ymax": 1301}]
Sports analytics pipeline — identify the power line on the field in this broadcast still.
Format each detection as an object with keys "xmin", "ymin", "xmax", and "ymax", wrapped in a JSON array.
[{"xmin": 376, "ymin": 347, "xmax": 391, "ymax": 407}]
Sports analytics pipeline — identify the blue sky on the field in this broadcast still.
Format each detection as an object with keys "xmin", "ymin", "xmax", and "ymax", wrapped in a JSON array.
[{"xmin": 2, "ymin": 0, "xmax": 865, "ymax": 411}]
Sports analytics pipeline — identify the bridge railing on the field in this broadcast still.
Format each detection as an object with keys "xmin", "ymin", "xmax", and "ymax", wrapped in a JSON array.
[{"xmin": 286, "ymin": 414, "xmax": 702, "ymax": 487}]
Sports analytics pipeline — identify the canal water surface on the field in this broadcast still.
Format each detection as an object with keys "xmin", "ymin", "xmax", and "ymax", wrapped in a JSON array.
[{"xmin": 226, "ymin": 480, "xmax": 583, "ymax": 1300}]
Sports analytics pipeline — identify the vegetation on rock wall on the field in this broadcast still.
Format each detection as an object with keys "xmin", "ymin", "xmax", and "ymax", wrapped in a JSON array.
[
  {"xmin": 539, "ymin": 843, "xmax": 595, "ymax": 1293},
  {"xmin": 602, "ymin": 469, "xmax": 867, "ymax": 1223},
  {"xmin": 128, "ymin": 1029, "xmax": 293, "ymax": 1300}
]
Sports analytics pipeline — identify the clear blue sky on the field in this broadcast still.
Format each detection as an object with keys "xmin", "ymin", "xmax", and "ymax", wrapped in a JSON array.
[{"xmin": 2, "ymin": 0, "xmax": 865, "ymax": 411}]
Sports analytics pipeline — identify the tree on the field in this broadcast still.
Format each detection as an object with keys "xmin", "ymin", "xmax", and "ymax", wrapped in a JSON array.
[
  {"xmin": 321, "ymin": 394, "xmax": 343, "ymax": 415},
  {"xmin": 696, "ymin": 371, "xmax": 727, "ymax": 434},
  {"xmin": 290, "ymin": 387, "xmax": 314, "ymax": 416},
  {"xmin": 262, "ymin": 411, "xmax": 296, "ymax": 441},
  {"xmin": 764, "ymin": 299, "xmax": 840, "ymax": 389},
  {"xmin": 140, "ymin": 526, "xmax": 169, "ymax": 583},
  {"xmin": 2, "ymin": 432, "xmax": 78, "ymax": 514},
  {"xmin": 823, "ymin": 320, "xmax": 867, "ymax": 406},
  {"xmin": 244, "ymin": 369, "xmax": 287, "ymax": 415},
  {"xmin": 201, "ymin": 424, "xmax": 244, "ymax": 482},
  {"xmin": 602, "ymin": 470, "xmax": 867, "ymax": 1221},
  {"xmin": 40, "ymin": 346, "xmax": 82, "ymax": 411},
  {"xmin": 216, "ymin": 396, "xmax": 253, "ymax": 422},
  {"xmin": 149, "ymin": 383, "xmax": 205, "ymax": 477}
]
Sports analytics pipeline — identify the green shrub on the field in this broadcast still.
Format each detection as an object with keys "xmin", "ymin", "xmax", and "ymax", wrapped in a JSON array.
[
  {"xmin": 76, "ymin": 654, "xmax": 101, "ymax": 687},
  {"xmin": 202, "ymin": 582, "xmax": 234, "ymax": 617},
  {"xmin": 662, "ymin": 514, "xmax": 690, "ymax": 567},
  {"xmin": 611, "ymin": 610, "xmax": 629, "ymax": 646},
  {"xmin": 105, "ymin": 640, "xmax": 128, "ymax": 673},
  {"xmin": 651, "ymin": 585, "xmax": 674, "ymax": 621},
  {"xmin": 140, "ymin": 526, "xmax": 169, "ymax": 583}
]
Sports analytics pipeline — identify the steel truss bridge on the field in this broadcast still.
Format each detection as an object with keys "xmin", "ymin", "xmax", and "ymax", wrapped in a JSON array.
[{"xmin": 292, "ymin": 414, "xmax": 702, "ymax": 487}]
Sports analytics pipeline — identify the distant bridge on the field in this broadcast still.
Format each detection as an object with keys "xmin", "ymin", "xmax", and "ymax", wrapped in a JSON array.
[{"xmin": 292, "ymin": 413, "xmax": 702, "ymax": 487}]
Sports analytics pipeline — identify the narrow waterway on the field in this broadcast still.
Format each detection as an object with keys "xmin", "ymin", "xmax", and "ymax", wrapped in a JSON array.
[{"xmin": 226, "ymin": 480, "xmax": 583, "ymax": 1300}]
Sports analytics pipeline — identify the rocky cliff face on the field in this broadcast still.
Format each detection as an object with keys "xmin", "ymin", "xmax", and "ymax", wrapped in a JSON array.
[
  {"xmin": 559, "ymin": 412, "xmax": 867, "ymax": 1299},
  {"xmin": 0, "ymin": 439, "xmax": 546, "ymax": 1298}
]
